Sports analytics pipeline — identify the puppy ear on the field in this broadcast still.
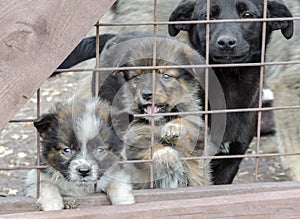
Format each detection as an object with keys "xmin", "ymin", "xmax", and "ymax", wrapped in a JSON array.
[
  {"xmin": 112, "ymin": 70, "xmax": 124, "ymax": 77},
  {"xmin": 112, "ymin": 63, "xmax": 131, "ymax": 80},
  {"xmin": 34, "ymin": 114, "xmax": 58, "ymax": 138},
  {"xmin": 168, "ymin": 0, "xmax": 196, "ymax": 37},
  {"xmin": 53, "ymin": 34, "xmax": 116, "ymax": 76},
  {"xmin": 267, "ymin": 0, "xmax": 294, "ymax": 39}
]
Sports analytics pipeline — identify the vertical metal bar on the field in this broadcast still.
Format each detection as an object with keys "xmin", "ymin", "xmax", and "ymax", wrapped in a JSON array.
[
  {"xmin": 150, "ymin": 0, "xmax": 158, "ymax": 189},
  {"xmin": 94, "ymin": 22, "xmax": 100, "ymax": 97},
  {"xmin": 94, "ymin": 22, "xmax": 101, "ymax": 192},
  {"xmin": 203, "ymin": 0, "xmax": 211, "ymax": 185},
  {"xmin": 36, "ymin": 89, "xmax": 41, "ymax": 198},
  {"xmin": 255, "ymin": 0, "xmax": 268, "ymax": 181}
]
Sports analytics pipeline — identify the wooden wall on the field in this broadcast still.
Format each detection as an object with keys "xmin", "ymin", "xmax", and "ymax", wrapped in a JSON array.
[{"xmin": 0, "ymin": 0, "xmax": 115, "ymax": 130}]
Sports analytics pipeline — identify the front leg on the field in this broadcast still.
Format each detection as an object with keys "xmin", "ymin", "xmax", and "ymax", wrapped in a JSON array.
[
  {"xmin": 106, "ymin": 181, "xmax": 135, "ymax": 205},
  {"xmin": 99, "ymin": 170, "xmax": 135, "ymax": 205},
  {"xmin": 161, "ymin": 117, "xmax": 203, "ymax": 151},
  {"xmin": 38, "ymin": 182, "xmax": 65, "ymax": 211},
  {"xmin": 24, "ymin": 170, "xmax": 64, "ymax": 211},
  {"xmin": 211, "ymin": 141, "xmax": 248, "ymax": 184},
  {"xmin": 152, "ymin": 146, "xmax": 187, "ymax": 188}
]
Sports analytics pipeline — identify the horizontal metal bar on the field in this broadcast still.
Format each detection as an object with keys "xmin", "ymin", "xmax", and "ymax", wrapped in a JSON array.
[
  {"xmin": 55, "ymin": 60, "xmax": 300, "ymax": 73},
  {"xmin": 96, "ymin": 16, "xmax": 300, "ymax": 27},
  {"xmin": 120, "ymin": 152, "xmax": 300, "ymax": 164},
  {"xmin": 0, "ymin": 165, "xmax": 47, "ymax": 171},
  {"xmin": 133, "ymin": 105, "xmax": 300, "ymax": 118},
  {"xmin": 1, "ymin": 152, "xmax": 299, "ymax": 170}
]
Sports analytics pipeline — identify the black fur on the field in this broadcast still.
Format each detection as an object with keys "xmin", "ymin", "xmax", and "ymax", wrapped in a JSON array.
[
  {"xmin": 168, "ymin": 0, "xmax": 293, "ymax": 184},
  {"xmin": 52, "ymin": 34, "xmax": 116, "ymax": 77}
]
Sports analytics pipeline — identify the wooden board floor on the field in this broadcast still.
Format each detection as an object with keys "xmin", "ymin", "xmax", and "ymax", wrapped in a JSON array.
[{"xmin": 0, "ymin": 181, "xmax": 299, "ymax": 218}]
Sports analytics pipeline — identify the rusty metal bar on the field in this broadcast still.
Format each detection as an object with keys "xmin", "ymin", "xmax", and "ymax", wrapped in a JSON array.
[
  {"xmin": 10, "ymin": 106, "xmax": 300, "ymax": 127},
  {"xmin": 149, "ymin": 0, "xmax": 158, "ymax": 189},
  {"xmin": 54, "ymin": 60, "xmax": 300, "ymax": 73},
  {"xmin": 133, "ymin": 105, "xmax": 300, "ymax": 118},
  {"xmin": 11, "ymin": 104, "xmax": 300, "ymax": 123},
  {"xmin": 36, "ymin": 89, "xmax": 41, "ymax": 198},
  {"xmin": 94, "ymin": 22, "xmax": 100, "ymax": 97},
  {"xmin": 255, "ymin": 0, "xmax": 268, "ymax": 181},
  {"xmin": 1, "ymin": 151, "xmax": 299, "ymax": 171},
  {"xmin": 0, "ymin": 166, "xmax": 47, "ymax": 171},
  {"xmin": 120, "ymin": 152, "xmax": 300, "ymax": 163},
  {"xmin": 104, "ymin": 151, "xmax": 300, "ymax": 165},
  {"xmin": 203, "ymin": 0, "xmax": 211, "ymax": 186},
  {"xmin": 96, "ymin": 16, "xmax": 299, "ymax": 26}
]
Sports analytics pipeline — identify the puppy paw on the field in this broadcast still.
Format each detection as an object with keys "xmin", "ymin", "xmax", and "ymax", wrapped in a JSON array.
[
  {"xmin": 37, "ymin": 183, "xmax": 65, "ymax": 211},
  {"xmin": 153, "ymin": 147, "xmax": 186, "ymax": 188},
  {"xmin": 107, "ymin": 182, "xmax": 135, "ymax": 205},
  {"xmin": 111, "ymin": 193, "xmax": 135, "ymax": 205},
  {"xmin": 38, "ymin": 196, "xmax": 64, "ymax": 211},
  {"xmin": 161, "ymin": 122, "xmax": 186, "ymax": 144},
  {"xmin": 153, "ymin": 147, "xmax": 180, "ymax": 168}
]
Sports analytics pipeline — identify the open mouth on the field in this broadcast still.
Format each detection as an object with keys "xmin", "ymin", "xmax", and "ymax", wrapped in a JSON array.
[{"xmin": 140, "ymin": 104, "xmax": 167, "ymax": 114}]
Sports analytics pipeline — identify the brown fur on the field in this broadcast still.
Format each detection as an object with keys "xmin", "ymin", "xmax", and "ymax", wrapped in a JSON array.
[
  {"xmin": 109, "ymin": 52, "xmax": 216, "ymax": 189},
  {"xmin": 91, "ymin": 33, "xmax": 220, "ymax": 189}
]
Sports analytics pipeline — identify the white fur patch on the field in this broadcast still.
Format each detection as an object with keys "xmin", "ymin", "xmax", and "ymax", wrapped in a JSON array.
[
  {"xmin": 73, "ymin": 99, "xmax": 101, "ymax": 148},
  {"xmin": 68, "ymin": 153, "xmax": 99, "ymax": 185}
]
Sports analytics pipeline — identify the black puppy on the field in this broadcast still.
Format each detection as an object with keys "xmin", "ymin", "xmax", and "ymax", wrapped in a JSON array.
[{"xmin": 168, "ymin": 0, "xmax": 294, "ymax": 184}]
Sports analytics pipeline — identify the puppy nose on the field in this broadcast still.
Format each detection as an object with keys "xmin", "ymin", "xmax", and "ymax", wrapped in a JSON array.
[
  {"xmin": 77, "ymin": 166, "xmax": 91, "ymax": 177},
  {"xmin": 217, "ymin": 36, "xmax": 237, "ymax": 50},
  {"xmin": 141, "ymin": 90, "xmax": 152, "ymax": 101}
]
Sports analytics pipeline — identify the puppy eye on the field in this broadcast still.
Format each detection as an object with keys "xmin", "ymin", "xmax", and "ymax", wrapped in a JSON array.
[
  {"xmin": 202, "ymin": 13, "xmax": 209, "ymax": 19},
  {"xmin": 202, "ymin": 13, "xmax": 215, "ymax": 20},
  {"xmin": 133, "ymin": 75, "xmax": 141, "ymax": 82},
  {"xmin": 62, "ymin": 147, "xmax": 72, "ymax": 155},
  {"xmin": 162, "ymin": 73, "xmax": 172, "ymax": 80},
  {"xmin": 96, "ymin": 147, "xmax": 105, "ymax": 154},
  {"xmin": 241, "ymin": 12, "xmax": 255, "ymax": 19}
]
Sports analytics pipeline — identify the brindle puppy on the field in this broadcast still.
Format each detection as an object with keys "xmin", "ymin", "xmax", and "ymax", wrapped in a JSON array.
[
  {"xmin": 99, "ymin": 34, "xmax": 219, "ymax": 189},
  {"xmin": 121, "ymin": 66, "xmax": 212, "ymax": 189}
]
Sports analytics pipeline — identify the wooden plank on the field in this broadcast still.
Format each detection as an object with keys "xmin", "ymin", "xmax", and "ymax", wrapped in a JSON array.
[
  {"xmin": 1, "ymin": 187, "xmax": 300, "ymax": 219},
  {"xmin": 0, "ymin": 196, "xmax": 37, "ymax": 214},
  {"xmin": 0, "ymin": 0, "xmax": 116, "ymax": 130},
  {"xmin": 0, "ymin": 181, "xmax": 300, "ymax": 215}
]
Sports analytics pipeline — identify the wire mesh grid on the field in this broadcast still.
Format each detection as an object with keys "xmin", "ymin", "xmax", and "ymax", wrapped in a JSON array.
[{"xmin": 0, "ymin": 0, "xmax": 299, "ymax": 199}]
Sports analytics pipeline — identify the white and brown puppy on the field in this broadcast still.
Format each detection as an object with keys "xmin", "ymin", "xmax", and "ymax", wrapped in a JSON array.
[{"xmin": 24, "ymin": 98, "xmax": 134, "ymax": 211}]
